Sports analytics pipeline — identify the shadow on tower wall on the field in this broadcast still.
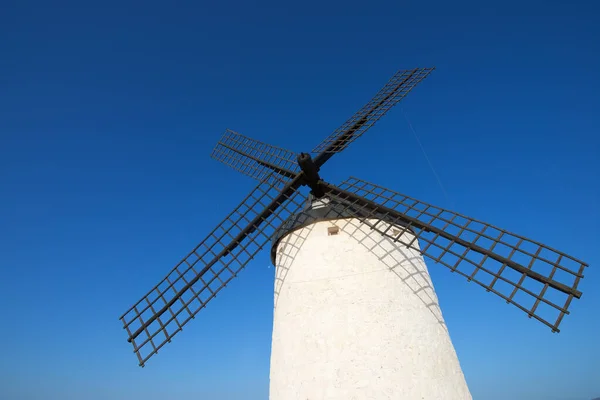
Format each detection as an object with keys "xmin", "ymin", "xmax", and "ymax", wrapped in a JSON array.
[{"xmin": 272, "ymin": 216, "xmax": 448, "ymax": 331}]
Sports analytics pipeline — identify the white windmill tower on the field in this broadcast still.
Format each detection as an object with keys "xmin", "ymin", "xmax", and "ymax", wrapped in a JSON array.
[
  {"xmin": 269, "ymin": 194, "xmax": 471, "ymax": 399},
  {"xmin": 120, "ymin": 68, "xmax": 587, "ymax": 400}
]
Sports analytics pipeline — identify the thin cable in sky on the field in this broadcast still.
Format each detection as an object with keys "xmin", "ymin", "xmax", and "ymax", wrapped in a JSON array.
[{"xmin": 401, "ymin": 108, "xmax": 452, "ymax": 207}]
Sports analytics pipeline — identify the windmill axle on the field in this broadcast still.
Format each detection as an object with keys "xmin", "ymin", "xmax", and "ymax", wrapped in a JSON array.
[{"xmin": 297, "ymin": 152, "xmax": 325, "ymax": 198}]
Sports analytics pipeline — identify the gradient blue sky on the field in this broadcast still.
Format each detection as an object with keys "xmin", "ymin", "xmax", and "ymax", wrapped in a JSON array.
[{"xmin": 1, "ymin": 1, "xmax": 599, "ymax": 399}]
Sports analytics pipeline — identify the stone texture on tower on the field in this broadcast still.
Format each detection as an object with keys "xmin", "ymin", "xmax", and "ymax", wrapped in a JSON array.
[{"xmin": 269, "ymin": 197, "xmax": 472, "ymax": 400}]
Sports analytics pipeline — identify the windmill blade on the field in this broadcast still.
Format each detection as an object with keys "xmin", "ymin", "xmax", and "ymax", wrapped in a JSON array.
[
  {"xmin": 120, "ymin": 172, "xmax": 306, "ymax": 366},
  {"xmin": 320, "ymin": 177, "xmax": 587, "ymax": 332},
  {"xmin": 312, "ymin": 67, "xmax": 434, "ymax": 165},
  {"xmin": 211, "ymin": 129, "xmax": 300, "ymax": 182}
]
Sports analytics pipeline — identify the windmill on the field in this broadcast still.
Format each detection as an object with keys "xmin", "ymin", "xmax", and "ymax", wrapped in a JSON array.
[{"xmin": 120, "ymin": 67, "xmax": 588, "ymax": 399}]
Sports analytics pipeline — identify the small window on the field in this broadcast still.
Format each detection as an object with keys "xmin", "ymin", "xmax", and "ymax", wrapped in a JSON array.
[
  {"xmin": 392, "ymin": 228, "xmax": 402, "ymax": 237},
  {"xmin": 327, "ymin": 226, "xmax": 340, "ymax": 236}
]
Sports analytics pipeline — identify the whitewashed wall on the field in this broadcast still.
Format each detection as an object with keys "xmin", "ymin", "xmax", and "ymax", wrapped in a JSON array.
[{"xmin": 269, "ymin": 217, "xmax": 471, "ymax": 400}]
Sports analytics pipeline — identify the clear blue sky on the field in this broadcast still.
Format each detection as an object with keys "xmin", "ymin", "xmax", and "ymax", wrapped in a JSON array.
[{"xmin": 1, "ymin": 1, "xmax": 599, "ymax": 399}]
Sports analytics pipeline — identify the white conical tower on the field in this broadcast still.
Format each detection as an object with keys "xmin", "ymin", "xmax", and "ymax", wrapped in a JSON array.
[{"xmin": 269, "ymin": 197, "xmax": 472, "ymax": 400}]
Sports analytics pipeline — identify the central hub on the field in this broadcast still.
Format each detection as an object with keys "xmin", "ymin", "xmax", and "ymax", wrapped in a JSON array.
[{"xmin": 297, "ymin": 152, "xmax": 325, "ymax": 198}]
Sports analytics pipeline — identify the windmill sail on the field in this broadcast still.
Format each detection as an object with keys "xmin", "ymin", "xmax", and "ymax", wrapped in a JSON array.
[
  {"xmin": 120, "ymin": 172, "xmax": 305, "ymax": 366},
  {"xmin": 311, "ymin": 68, "xmax": 434, "ymax": 159},
  {"xmin": 120, "ymin": 67, "xmax": 588, "ymax": 374},
  {"xmin": 320, "ymin": 177, "xmax": 587, "ymax": 332},
  {"xmin": 211, "ymin": 129, "xmax": 299, "ymax": 182}
]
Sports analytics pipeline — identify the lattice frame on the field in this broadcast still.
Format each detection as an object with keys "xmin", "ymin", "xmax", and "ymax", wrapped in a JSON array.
[
  {"xmin": 324, "ymin": 177, "xmax": 587, "ymax": 332},
  {"xmin": 211, "ymin": 129, "xmax": 299, "ymax": 182},
  {"xmin": 120, "ymin": 173, "xmax": 306, "ymax": 366},
  {"xmin": 121, "ymin": 65, "xmax": 589, "ymax": 368},
  {"xmin": 312, "ymin": 68, "xmax": 434, "ymax": 155}
]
